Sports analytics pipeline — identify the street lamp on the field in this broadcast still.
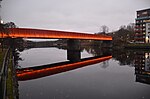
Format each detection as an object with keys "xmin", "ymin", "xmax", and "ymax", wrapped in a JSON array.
[{"xmin": 0, "ymin": 19, "xmax": 3, "ymax": 24}]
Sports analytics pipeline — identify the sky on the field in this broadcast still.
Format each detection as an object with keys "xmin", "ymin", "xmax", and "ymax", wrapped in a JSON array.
[{"xmin": 0, "ymin": 0, "xmax": 150, "ymax": 33}]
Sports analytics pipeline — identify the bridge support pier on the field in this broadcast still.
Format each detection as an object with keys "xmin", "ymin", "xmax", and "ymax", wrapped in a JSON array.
[{"xmin": 67, "ymin": 39, "xmax": 81, "ymax": 62}]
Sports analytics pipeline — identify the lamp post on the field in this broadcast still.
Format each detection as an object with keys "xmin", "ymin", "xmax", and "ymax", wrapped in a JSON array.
[
  {"xmin": 0, "ymin": 0, "xmax": 4, "ymax": 51},
  {"xmin": 0, "ymin": 17, "xmax": 4, "ymax": 51}
]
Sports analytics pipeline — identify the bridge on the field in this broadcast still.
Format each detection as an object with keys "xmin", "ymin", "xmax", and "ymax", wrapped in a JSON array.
[
  {"xmin": 17, "ymin": 55, "xmax": 112, "ymax": 81},
  {"xmin": 0, "ymin": 28, "xmax": 112, "ymax": 40}
]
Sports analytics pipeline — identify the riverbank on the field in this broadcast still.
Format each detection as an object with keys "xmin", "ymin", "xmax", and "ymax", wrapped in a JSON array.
[
  {"xmin": 6, "ymin": 50, "xmax": 19, "ymax": 99},
  {"xmin": 124, "ymin": 43, "xmax": 150, "ymax": 49},
  {"xmin": 6, "ymin": 53, "xmax": 14, "ymax": 99},
  {"xmin": 0, "ymin": 48, "xmax": 6, "ymax": 70},
  {"xmin": 0, "ymin": 47, "xmax": 18, "ymax": 99}
]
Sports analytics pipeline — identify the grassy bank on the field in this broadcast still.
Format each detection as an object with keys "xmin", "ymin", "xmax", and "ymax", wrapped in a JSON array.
[
  {"xmin": 6, "ymin": 51, "xmax": 14, "ymax": 99},
  {"xmin": 0, "ymin": 48, "xmax": 6, "ymax": 70},
  {"xmin": 125, "ymin": 43, "xmax": 150, "ymax": 49}
]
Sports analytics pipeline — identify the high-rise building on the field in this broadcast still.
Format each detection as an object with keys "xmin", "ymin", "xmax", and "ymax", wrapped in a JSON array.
[{"xmin": 135, "ymin": 8, "xmax": 150, "ymax": 43}]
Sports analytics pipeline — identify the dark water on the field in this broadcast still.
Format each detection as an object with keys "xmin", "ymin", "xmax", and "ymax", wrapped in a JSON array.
[{"xmin": 17, "ymin": 47, "xmax": 150, "ymax": 99}]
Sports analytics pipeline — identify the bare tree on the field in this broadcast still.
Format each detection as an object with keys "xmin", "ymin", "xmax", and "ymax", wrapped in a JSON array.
[
  {"xmin": 120, "ymin": 25, "xmax": 126, "ymax": 30},
  {"xmin": 4, "ymin": 22, "xmax": 17, "ymax": 28},
  {"xmin": 0, "ymin": 22, "xmax": 17, "ymax": 51},
  {"xmin": 0, "ymin": 23, "xmax": 5, "ymax": 51},
  {"xmin": 126, "ymin": 23, "xmax": 135, "ymax": 31},
  {"xmin": 100, "ymin": 25, "xmax": 109, "ymax": 34}
]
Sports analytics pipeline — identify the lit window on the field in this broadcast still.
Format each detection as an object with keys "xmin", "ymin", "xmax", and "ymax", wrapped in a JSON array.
[{"xmin": 142, "ymin": 11, "xmax": 148, "ymax": 15}]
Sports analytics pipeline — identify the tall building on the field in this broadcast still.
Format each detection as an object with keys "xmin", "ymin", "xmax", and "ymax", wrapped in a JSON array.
[{"xmin": 135, "ymin": 8, "xmax": 150, "ymax": 43}]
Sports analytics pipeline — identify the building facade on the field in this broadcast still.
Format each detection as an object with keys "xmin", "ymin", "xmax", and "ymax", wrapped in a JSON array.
[{"xmin": 135, "ymin": 8, "xmax": 150, "ymax": 43}]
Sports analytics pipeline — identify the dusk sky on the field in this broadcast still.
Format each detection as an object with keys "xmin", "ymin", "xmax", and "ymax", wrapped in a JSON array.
[{"xmin": 1, "ymin": 0, "xmax": 150, "ymax": 33}]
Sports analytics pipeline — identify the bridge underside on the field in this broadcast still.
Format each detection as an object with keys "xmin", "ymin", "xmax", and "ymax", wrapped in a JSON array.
[{"xmin": 0, "ymin": 28, "xmax": 112, "ymax": 40}]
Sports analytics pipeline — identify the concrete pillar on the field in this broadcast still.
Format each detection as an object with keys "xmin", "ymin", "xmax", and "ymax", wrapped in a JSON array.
[{"xmin": 67, "ymin": 39, "xmax": 81, "ymax": 62}]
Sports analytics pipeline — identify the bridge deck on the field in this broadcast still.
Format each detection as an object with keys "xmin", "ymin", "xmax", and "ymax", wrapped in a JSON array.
[{"xmin": 0, "ymin": 28, "xmax": 112, "ymax": 40}]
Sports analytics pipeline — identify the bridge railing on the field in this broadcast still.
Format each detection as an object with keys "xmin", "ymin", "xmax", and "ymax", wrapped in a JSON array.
[
  {"xmin": 0, "ymin": 48, "xmax": 10, "ymax": 99},
  {"xmin": 0, "ymin": 28, "xmax": 112, "ymax": 40}
]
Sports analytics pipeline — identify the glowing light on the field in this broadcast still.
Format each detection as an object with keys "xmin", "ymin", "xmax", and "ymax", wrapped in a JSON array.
[
  {"xmin": 0, "ymin": 20, "xmax": 4, "ymax": 24},
  {"xmin": 145, "ymin": 53, "xmax": 150, "ymax": 59},
  {"xmin": 0, "ymin": 28, "xmax": 112, "ymax": 40}
]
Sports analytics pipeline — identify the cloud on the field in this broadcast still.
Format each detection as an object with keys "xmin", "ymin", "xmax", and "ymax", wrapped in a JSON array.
[{"xmin": 1, "ymin": 0, "xmax": 149, "ymax": 33}]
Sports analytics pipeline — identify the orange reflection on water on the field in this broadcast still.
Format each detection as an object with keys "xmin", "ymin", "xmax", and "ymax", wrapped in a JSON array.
[{"xmin": 17, "ymin": 55, "xmax": 112, "ymax": 81}]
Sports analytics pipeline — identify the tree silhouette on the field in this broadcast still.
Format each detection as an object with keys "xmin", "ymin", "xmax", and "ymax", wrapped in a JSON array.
[
  {"xmin": 100, "ymin": 25, "xmax": 109, "ymax": 34},
  {"xmin": 0, "ymin": 22, "xmax": 17, "ymax": 51}
]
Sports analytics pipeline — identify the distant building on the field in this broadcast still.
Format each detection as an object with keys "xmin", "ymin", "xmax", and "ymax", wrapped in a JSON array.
[{"xmin": 135, "ymin": 8, "xmax": 150, "ymax": 43}]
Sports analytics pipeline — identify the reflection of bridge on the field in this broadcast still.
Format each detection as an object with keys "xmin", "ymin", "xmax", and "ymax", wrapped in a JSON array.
[
  {"xmin": 0, "ymin": 28, "xmax": 112, "ymax": 40},
  {"xmin": 17, "ymin": 55, "xmax": 112, "ymax": 81}
]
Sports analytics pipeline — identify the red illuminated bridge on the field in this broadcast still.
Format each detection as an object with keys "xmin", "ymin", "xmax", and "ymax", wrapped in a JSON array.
[{"xmin": 0, "ymin": 28, "xmax": 112, "ymax": 40}]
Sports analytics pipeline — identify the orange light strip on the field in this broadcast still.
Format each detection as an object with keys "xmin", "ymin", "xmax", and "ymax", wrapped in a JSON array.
[
  {"xmin": 0, "ymin": 28, "xmax": 112, "ymax": 40},
  {"xmin": 17, "ymin": 55, "xmax": 112, "ymax": 81}
]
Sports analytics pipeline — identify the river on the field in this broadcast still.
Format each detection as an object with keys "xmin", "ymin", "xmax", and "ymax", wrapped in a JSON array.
[{"xmin": 16, "ymin": 47, "xmax": 150, "ymax": 99}]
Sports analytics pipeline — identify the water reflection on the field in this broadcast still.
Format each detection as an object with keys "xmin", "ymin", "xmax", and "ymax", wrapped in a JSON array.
[
  {"xmin": 112, "ymin": 49, "xmax": 150, "ymax": 85},
  {"xmin": 15, "ymin": 43, "xmax": 150, "ymax": 85},
  {"xmin": 17, "ymin": 55, "xmax": 112, "ymax": 81},
  {"xmin": 135, "ymin": 52, "xmax": 150, "ymax": 85},
  {"xmin": 13, "ymin": 43, "xmax": 150, "ymax": 99}
]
